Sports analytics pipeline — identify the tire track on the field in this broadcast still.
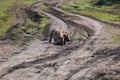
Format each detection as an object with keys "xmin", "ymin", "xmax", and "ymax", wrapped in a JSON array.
[
  {"xmin": 44, "ymin": 7, "xmax": 107, "ymax": 80},
  {"xmin": 0, "ymin": 3, "xmax": 89, "ymax": 79},
  {"xmin": 0, "ymin": 1, "xmax": 108, "ymax": 80},
  {"xmin": 0, "ymin": 9, "xmax": 92, "ymax": 79},
  {"xmin": 50, "ymin": 8, "xmax": 104, "ymax": 80}
]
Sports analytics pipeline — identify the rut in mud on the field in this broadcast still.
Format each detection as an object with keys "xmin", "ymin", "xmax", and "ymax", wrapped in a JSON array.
[{"xmin": 0, "ymin": 1, "xmax": 119, "ymax": 80}]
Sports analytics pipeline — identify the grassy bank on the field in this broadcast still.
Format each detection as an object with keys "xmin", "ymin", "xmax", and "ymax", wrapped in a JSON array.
[
  {"xmin": 0, "ymin": 0, "xmax": 38, "ymax": 37},
  {"xmin": 12, "ymin": 13, "xmax": 49, "ymax": 41},
  {"xmin": 61, "ymin": 2, "xmax": 120, "ymax": 23},
  {"xmin": 61, "ymin": 0, "xmax": 120, "ymax": 46},
  {"xmin": 106, "ymin": 25, "xmax": 120, "ymax": 44}
]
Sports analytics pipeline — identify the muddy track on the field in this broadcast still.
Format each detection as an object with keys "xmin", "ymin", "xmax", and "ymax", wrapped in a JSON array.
[
  {"xmin": 75, "ymin": 13, "xmax": 120, "ymax": 29},
  {"xmin": 31, "ymin": 1, "xmax": 120, "ymax": 28},
  {"xmin": 0, "ymin": 1, "xmax": 117, "ymax": 80}
]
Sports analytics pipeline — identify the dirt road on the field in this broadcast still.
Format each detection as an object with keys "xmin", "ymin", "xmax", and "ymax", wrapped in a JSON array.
[{"xmin": 0, "ymin": 1, "xmax": 119, "ymax": 80}]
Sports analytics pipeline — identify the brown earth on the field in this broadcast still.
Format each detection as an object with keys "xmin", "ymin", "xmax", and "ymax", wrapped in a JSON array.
[{"xmin": 0, "ymin": 0, "xmax": 120, "ymax": 80}]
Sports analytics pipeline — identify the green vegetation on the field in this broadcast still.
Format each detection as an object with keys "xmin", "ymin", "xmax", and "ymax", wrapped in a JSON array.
[
  {"xmin": 68, "ymin": 9, "xmax": 120, "ymax": 21},
  {"xmin": 99, "ymin": 47, "xmax": 108, "ymax": 51},
  {"xmin": 0, "ymin": 0, "xmax": 49, "ymax": 41},
  {"xmin": 21, "ymin": 0, "xmax": 38, "ymax": 5},
  {"xmin": 106, "ymin": 25, "xmax": 120, "ymax": 44},
  {"xmin": 70, "ymin": 29, "xmax": 87, "ymax": 41},
  {"xmin": 61, "ymin": 0, "xmax": 120, "ymax": 23},
  {"xmin": 12, "ymin": 14, "xmax": 49, "ymax": 41},
  {"xmin": 40, "ymin": 17, "xmax": 49, "ymax": 32},
  {"xmin": 39, "ymin": 4, "xmax": 50, "ymax": 10},
  {"xmin": 0, "ymin": 0, "xmax": 37, "ymax": 37},
  {"xmin": 0, "ymin": 0, "xmax": 16, "ymax": 37},
  {"xmin": 61, "ymin": 0, "xmax": 120, "ymax": 46}
]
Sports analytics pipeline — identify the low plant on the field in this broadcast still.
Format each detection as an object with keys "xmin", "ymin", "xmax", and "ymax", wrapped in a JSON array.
[
  {"xmin": 61, "ymin": 3, "xmax": 120, "ymax": 22},
  {"xmin": 106, "ymin": 25, "xmax": 120, "ymax": 44},
  {"xmin": 12, "ymin": 13, "xmax": 49, "ymax": 41},
  {"xmin": 0, "ymin": 0, "xmax": 38, "ymax": 37}
]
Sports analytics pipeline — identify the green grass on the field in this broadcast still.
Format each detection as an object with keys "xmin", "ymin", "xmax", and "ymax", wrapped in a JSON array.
[
  {"xmin": 61, "ymin": 1, "xmax": 120, "ymax": 45},
  {"xmin": 61, "ymin": 3, "xmax": 120, "ymax": 22},
  {"xmin": 21, "ymin": 0, "xmax": 38, "ymax": 5},
  {"xmin": 39, "ymin": 4, "xmax": 50, "ymax": 10},
  {"xmin": 0, "ymin": 0, "xmax": 38, "ymax": 37},
  {"xmin": 71, "ymin": 9, "xmax": 120, "ymax": 21},
  {"xmin": 99, "ymin": 47, "xmax": 108, "ymax": 51},
  {"xmin": 0, "ymin": 0, "xmax": 16, "ymax": 37},
  {"xmin": 12, "ymin": 14, "xmax": 49, "ymax": 41},
  {"xmin": 73, "ymin": 0, "xmax": 98, "ymax": 4},
  {"xmin": 106, "ymin": 25, "xmax": 120, "ymax": 44},
  {"xmin": 39, "ymin": 17, "xmax": 49, "ymax": 32}
]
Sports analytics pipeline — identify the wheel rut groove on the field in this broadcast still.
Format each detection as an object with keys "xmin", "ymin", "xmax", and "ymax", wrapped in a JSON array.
[{"xmin": 0, "ymin": 1, "xmax": 112, "ymax": 80}]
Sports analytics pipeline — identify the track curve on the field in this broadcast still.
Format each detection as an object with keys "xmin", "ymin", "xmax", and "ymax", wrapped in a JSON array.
[{"xmin": 0, "ymin": 1, "xmax": 109, "ymax": 80}]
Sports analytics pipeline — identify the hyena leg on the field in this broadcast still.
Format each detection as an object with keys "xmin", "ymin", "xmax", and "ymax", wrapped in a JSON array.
[
  {"xmin": 54, "ymin": 38, "xmax": 59, "ymax": 45},
  {"xmin": 63, "ymin": 39, "xmax": 66, "ymax": 45},
  {"xmin": 59, "ymin": 37, "xmax": 64, "ymax": 45}
]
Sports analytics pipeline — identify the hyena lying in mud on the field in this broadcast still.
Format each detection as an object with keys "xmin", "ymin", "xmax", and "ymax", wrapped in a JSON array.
[{"xmin": 49, "ymin": 29, "xmax": 70, "ymax": 45}]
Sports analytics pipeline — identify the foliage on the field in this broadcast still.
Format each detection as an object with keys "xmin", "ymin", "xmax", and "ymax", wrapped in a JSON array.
[
  {"xmin": 61, "ymin": 0, "xmax": 120, "ymax": 45},
  {"xmin": 0, "ymin": 0, "xmax": 16, "ymax": 37},
  {"xmin": 39, "ymin": 17, "xmax": 49, "ymax": 32},
  {"xmin": 21, "ymin": 0, "xmax": 38, "ymax": 5},
  {"xmin": 12, "ymin": 14, "xmax": 49, "ymax": 41},
  {"xmin": 0, "ymin": 0, "xmax": 37, "ymax": 37},
  {"xmin": 61, "ymin": 2, "xmax": 120, "ymax": 22},
  {"xmin": 106, "ymin": 25, "xmax": 120, "ymax": 44},
  {"xmin": 39, "ymin": 4, "xmax": 50, "ymax": 10}
]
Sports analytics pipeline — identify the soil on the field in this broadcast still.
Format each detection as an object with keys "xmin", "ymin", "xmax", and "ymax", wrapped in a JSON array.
[{"xmin": 0, "ymin": 0, "xmax": 119, "ymax": 80}]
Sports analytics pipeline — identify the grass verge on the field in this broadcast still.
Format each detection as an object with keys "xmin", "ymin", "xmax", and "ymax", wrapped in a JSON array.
[
  {"xmin": 61, "ymin": 3, "xmax": 120, "ymax": 23},
  {"xmin": 12, "ymin": 13, "xmax": 49, "ymax": 41},
  {"xmin": 0, "ymin": 0, "xmax": 38, "ymax": 37},
  {"xmin": 105, "ymin": 25, "xmax": 120, "ymax": 44}
]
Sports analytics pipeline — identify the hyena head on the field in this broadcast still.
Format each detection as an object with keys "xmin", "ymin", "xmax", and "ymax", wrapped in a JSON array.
[
  {"xmin": 63, "ymin": 32, "xmax": 70, "ymax": 45},
  {"xmin": 63, "ymin": 32, "xmax": 70, "ymax": 42}
]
